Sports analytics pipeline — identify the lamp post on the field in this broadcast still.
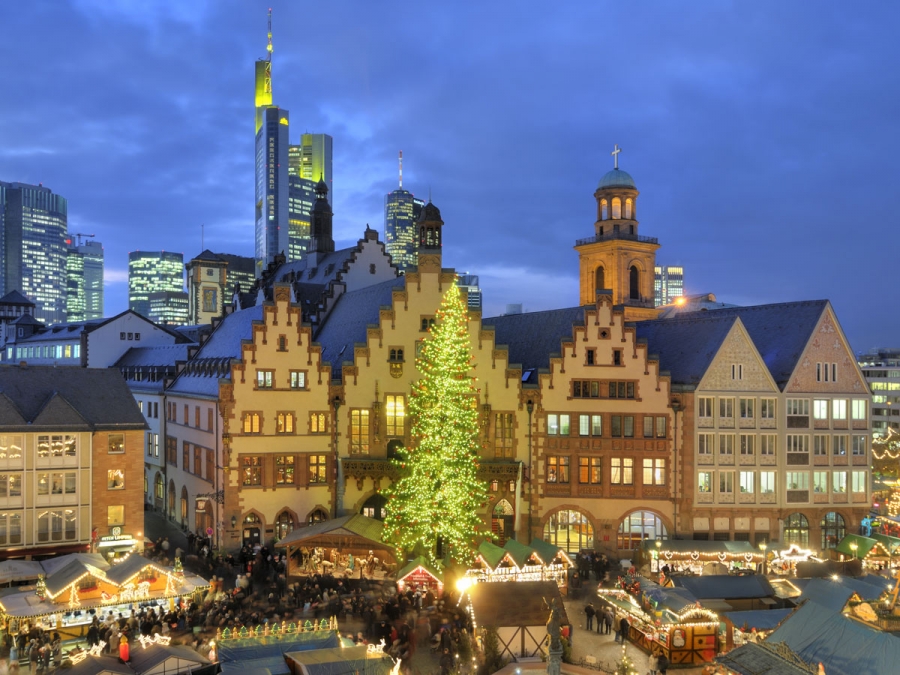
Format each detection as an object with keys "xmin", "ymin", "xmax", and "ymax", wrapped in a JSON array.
[
  {"xmin": 671, "ymin": 398, "xmax": 681, "ymax": 539},
  {"xmin": 759, "ymin": 541, "xmax": 768, "ymax": 576},
  {"xmin": 526, "ymin": 399, "xmax": 534, "ymax": 543},
  {"xmin": 332, "ymin": 395, "xmax": 342, "ymax": 519},
  {"xmin": 850, "ymin": 541, "xmax": 859, "ymax": 560},
  {"xmin": 655, "ymin": 539, "xmax": 662, "ymax": 574}
]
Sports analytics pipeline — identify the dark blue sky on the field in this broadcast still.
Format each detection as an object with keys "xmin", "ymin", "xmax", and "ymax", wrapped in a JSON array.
[{"xmin": 1, "ymin": 1, "xmax": 897, "ymax": 351}]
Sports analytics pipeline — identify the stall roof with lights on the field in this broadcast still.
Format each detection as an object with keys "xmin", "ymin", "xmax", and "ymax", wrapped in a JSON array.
[
  {"xmin": 475, "ymin": 540, "xmax": 512, "ymax": 569},
  {"xmin": 870, "ymin": 533, "xmax": 900, "ymax": 555},
  {"xmin": 835, "ymin": 534, "xmax": 888, "ymax": 559},
  {"xmin": 63, "ymin": 655, "xmax": 134, "ymax": 675},
  {"xmin": 126, "ymin": 644, "xmax": 214, "ymax": 675},
  {"xmin": 277, "ymin": 514, "xmax": 395, "ymax": 564},
  {"xmin": 671, "ymin": 575, "xmax": 776, "ymax": 600},
  {"xmin": 642, "ymin": 539, "xmax": 762, "ymax": 558},
  {"xmin": 528, "ymin": 539, "xmax": 573, "ymax": 567},
  {"xmin": 502, "ymin": 539, "xmax": 542, "ymax": 568}
]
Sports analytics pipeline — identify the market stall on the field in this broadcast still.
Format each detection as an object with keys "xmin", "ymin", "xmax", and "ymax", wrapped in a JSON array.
[
  {"xmin": 597, "ymin": 587, "xmax": 721, "ymax": 667},
  {"xmin": 768, "ymin": 544, "xmax": 823, "ymax": 576},
  {"xmin": 395, "ymin": 556, "xmax": 444, "ymax": 593},
  {"xmin": 834, "ymin": 534, "xmax": 893, "ymax": 570},
  {"xmin": 465, "ymin": 539, "xmax": 571, "ymax": 586},
  {"xmin": 642, "ymin": 540, "xmax": 763, "ymax": 576},
  {"xmin": 0, "ymin": 555, "xmax": 208, "ymax": 641},
  {"xmin": 278, "ymin": 515, "xmax": 397, "ymax": 579}
]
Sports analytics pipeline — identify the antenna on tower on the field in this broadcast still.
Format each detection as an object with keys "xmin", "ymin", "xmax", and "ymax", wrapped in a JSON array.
[
  {"xmin": 267, "ymin": 8, "xmax": 273, "ymax": 62},
  {"xmin": 399, "ymin": 151, "xmax": 403, "ymax": 189}
]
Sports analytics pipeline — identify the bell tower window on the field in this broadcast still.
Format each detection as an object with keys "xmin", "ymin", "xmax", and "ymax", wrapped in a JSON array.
[
  {"xmin": 612, "ymin": 198, "xmax": 621, "ymax": 219},
  {"xmin": 625, "ymin": 198, "xmax": 633, "ymax": 219},
  {"xmin": 595, "ymin": 267, "xmax": 605, "ymax": 295},
  {"xmin": 629, "ymin": 265, "xmax": 640, "ymax": 300},
  {"xmin": 600, "ymin": 200, "xmax": 608, "ymax": 220}
]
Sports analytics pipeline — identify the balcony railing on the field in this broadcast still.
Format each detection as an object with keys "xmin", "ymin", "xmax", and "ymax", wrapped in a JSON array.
[{"xmin": 575, "ymin": 231, "xmax": 659, "ymax": 246}]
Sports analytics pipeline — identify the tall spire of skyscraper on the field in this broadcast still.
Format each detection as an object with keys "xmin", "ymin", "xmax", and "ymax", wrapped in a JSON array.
[
  {"xmin": 267, "ymin": 8, "xmax": 273, "ymax": 63},
  {"xmin": 399, "ymin": 150, "xmax": 403, "ymax": 189}
]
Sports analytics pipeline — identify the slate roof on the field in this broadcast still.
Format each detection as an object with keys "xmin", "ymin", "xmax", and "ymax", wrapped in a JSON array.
[
  {"xmin": 115, "ymin": 345, "xmax": 192, "ymax": 368},
  {"xmin": 766, "ymin": 599, "xmax": 900, "ymax": 675},
  {"xmin": 468, "ymin": 580, "xmax": 569, "ymax": 627},
  {"xmin": 276, "ymin": 247, "xmax": 358, "ymax": 286},
  {"xmin": 0, "ymin": 365, "xmax": 147, "ymax": 431},
  {"xmin": 671, "ymin": 574, "xmax": 776, "ymax": 600},
  {"xmin": 14, "ymin": 309, "xmax": 192, "ymax": 345},
  {"xmin": 167, "ymin": 305, "xmax": 263, "ymax": 396},
  {"xmin": 671, "ymin": 301, "xmax": 828, "ymax": 389},
  {"xmin": 0, "ymin": 290, "xmax": 35, "ymax": 306},
  {"xmin": 313, "ymin": 277, "xmax": 406, "ymax": 376},
  {"xmin": 482, "ymin": 306, "xmax": 588, "ymax": 376},
  {"xmin": 715, "ymin": 642, "xmax": 815, "ymax": 675},
  {"xmin": 633, "ymin": 314, "xmax": 737, "ymax": 385}
]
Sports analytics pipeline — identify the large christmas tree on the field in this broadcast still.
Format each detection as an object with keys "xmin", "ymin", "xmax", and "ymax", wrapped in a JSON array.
[{"xmin": 383, "ymin": 280, "xmax": 489, "ymax": 566}]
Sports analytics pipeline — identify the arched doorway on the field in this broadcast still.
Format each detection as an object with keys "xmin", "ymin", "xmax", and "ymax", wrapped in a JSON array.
[
  {"xmin": 629, "ymin": 266, "xmax": 640, "ymax": 300},
  {"xmin": 180, "ymin": 487, "xmax": 188, "ymax": 527},
  {"xmin": 595, "ymin": 267, "xmax": 605, "ymax": 294},
  {"xmin": 618, "ymin": 511, "xmax": 667, "ymax": 550},
  {"xmin": 154, "ymin": 473, "xmax": 164, "ymax": 510},
  {"xmin": 308, "ymin": 509, "xmax": 328, "ymax": 525},
  {"xmin": 275, "ymin": 511, "xmax": 295, "ymax": 541},
  {"xmin": 243, "ymin": 513, "xmax": 262, "ymax": 546},
  {"xmin": 543, "ymin": 509, "xmax": 593, "ymax": 553},
  {"xmin": 167, "ymin": 480, "xmax": 175, "ymax": 518},
  {"xmin": 821, "ymin": 512, "xmax": 845, "ymax": 550},
  {"xmin": 195, "ymin": 499, "xmax": 213, "ymax": 538},
  {"xmin": 492, "ymin": 499, "xmax": 515, "ymax": 545},
  {"xmin": 784, "ymin": 513, "xmax": 809, "ymax": 547},
  {"xmin": 361, "ymin": 494, "xmax": 387, "ymax": 521}
]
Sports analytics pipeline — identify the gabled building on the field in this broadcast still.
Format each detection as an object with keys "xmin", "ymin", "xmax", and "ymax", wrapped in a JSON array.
[
  {"xmin": 636, "ymin": 300, "xmax": 871, "ymax": 551},
  {"xmin": 0, "ymin": 365, "xmax": 146, "ymax": 558}
]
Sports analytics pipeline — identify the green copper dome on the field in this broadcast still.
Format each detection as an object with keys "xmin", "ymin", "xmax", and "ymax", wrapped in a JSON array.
[{"xmin": 598, "ymin": 168, "xmax": 636, "ymax": 189}]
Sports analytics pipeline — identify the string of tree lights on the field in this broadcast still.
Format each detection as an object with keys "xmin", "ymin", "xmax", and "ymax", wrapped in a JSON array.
[{"xmin": 382, "ymin": 281, "xmax": 490, "ymax": 567}]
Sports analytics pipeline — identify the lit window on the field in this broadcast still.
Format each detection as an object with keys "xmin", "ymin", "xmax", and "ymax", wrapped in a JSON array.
[
  {"xmin": 242, "ymin": 413, "xmax": 261, "ymax": 434},
  {"xmin": 546, "ymin": 456, "xmax": 569, "ymax": 484},
  {"xmin": 309, "ymin": 455, "xmax": 327, "ymax": 483},
  {"xmin": 107, "ymin": 470, "xmax": 125, "ymax": 490},
  {"xmin": 386, "ymin": 395, "xmax": 406, "ymax": 436},
  {"xmin": 276, "ymin": 413, "xmax": 294, "ymax": 434},
  {"xmin": 242, "ymin": 456, "xmax": 262, "ymax": 486},
  {"xmin": 350, "ymin": 410, "xmax": 370, "ymax": 455},
  {"xmin": 275, "ymin": 456, "xmax": 294, "ymax": 484}
]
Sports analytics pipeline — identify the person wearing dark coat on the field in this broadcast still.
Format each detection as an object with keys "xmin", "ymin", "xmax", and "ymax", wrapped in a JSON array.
[
  {"xmin": 86, "ymin": 623, "xmax": 100, "ymax": 648},
  {"xmin": 439, "ymin": 648, "xmax": 455, "ymax": 675},
  {"xmin": 616, "ymin": 616, "xmax": 629, "ymax": 644},
  {"xmin": 584, "ymin": 603, "xmax": 595, "ymax": 631}
]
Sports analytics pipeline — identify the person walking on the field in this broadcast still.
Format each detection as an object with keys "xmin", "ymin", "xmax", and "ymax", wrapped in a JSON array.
[
  {"xmin": 617, "ymin": 615, "xmax": 629, "ymax": 644},
  {"xmin": 602, "ymin": 608, "xmax": 612, "ymax": 635},
  {"xmin": 648, "ymin": 651, "xmax": 659, "ymax": 675},
  {"xmin": 657, "ymin": 653, "xmax": 669, "ymax": 675},
  {"xmin": 584, "ymin": 602, "xmax": 595, "ymax": 631}
]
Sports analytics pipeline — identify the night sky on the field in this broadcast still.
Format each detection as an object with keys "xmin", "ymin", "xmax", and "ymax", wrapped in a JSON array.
[{"xmin": 2, "ymin": 2, "xmax": 898, "ymax": 351}]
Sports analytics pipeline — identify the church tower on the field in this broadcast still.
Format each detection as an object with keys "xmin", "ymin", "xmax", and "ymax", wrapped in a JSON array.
[
  {"xmin": 576, "ymin": 146, "xmax": 659, "ymax": 321},
  {"xmin": 308, "ymin": 177, "xmax": 335, "ymax": 264},
  {"xmin": 415, "ymin": 201, "xmax": 443, "ymax": 273}
]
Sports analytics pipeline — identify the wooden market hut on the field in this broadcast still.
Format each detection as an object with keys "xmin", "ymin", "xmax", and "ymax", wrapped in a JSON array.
[
  {"xmin": 528, "ymin": 538, "xmax": 574, "ymax": 569},
  {"xmin": 278, "ymin": 515, "xmax": 397, "ymax": 577},
  {"xmin": 641, "ymin": 539, "xmax": 763, "ymax": 575},
  {"xmin": 395, "ymin": 556, "xmax": 444, "ymax": 592},
  {"xmin": 466, "ymin": 580, "xmax": 569, "ymax": 660},
  {"xmin": 834, "ymin": 534, "xmax": 893, "ymax": 568}
]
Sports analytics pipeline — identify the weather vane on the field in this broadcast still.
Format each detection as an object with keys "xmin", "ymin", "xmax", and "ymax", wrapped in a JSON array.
[{"xmin": 611, "ymin": 144, "xmax": 621, "ymax": 170}]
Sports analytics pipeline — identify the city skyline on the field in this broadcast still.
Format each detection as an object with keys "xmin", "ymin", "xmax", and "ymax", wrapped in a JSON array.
[{"xmin": 0, "ymin": 2, "xmax": 898, "ymax": 349}]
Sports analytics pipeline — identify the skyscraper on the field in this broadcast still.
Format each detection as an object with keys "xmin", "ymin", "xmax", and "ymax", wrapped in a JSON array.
[
  {"xmin": 287, "ymin": 134, "xmax": 333, "ymax": 263},
  {"xmin": 294, "ymin": 134, "xmax": 333, "ymax": 202},
  {"xmin": 66, "ymin": 237, "xmax": 103, "ymax": 322},
  {"xmin": 287, "ymin": 175, "xmax": 315, "ymax": 262},
  {"xmin": 457, "ymin": 274, "xmax": 483, "ymax": 311},
  {"xmin": 384, "ymin": 152, "xmax": 424, "ymax": 272},
  {"xmin": 128, "ymin": 251, "xmax": 184, "ymax": 318},
  {"xmin": 254, "ymin": 10, "xmax": 289, "ymax": 275},
  {"xmin": 654, "ymin": 265, "xmax": 684, "ymax": 307},
  {"xmin": 0, "ymin": 181, "xmax": 68, "ymax": 324}
]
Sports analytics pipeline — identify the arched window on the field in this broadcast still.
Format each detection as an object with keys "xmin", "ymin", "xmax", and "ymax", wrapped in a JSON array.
[
  {"xmin": 595, "ymin": 267, "xmax": 605, "ymax": 294},
  {"xmin": 784, "ymin": 513, "xmax": 809, "ymax": 547},
  {"xmin": 154, "ymin": 473, "xmax": 164, "ymax": 500},
  {"xmin": 245, "ymin": 513, "xmax": 261, "ymax": 525},
  {"xmin": 612, "ymin": 198, "xmax": 622, "ymax": 219},
  {"xmin": 144, "ymin": 473, "xmax": 148, "ymax": 495},
  {"xmin": 625, "ymin": 198, "xmax": 633, "ymax": 219},
  {"xmin": 821, "ymin": 512, "xmax": 845, "ymax": 550},
  {"xmin": 618, "ymin": 511, "xmax": 667, "ymax": 550},
  {"xmin": 493, "ymin": 499, "xmax": 515, "ymax": 545},
  {"xmin": 600, "ymin": 200, "xmax": 608, "ymax": 220},
  {"xmin": 276, "ymin": 511, "xmax": 295, "ymax": 540},
  {"xmin": 543, "ymin": 509, "xmax": 593, "ymax": 553},
  {"xmin": 180, "ymin": 486, "xmax": 188, "ymax": 524},
  {"xmin": 168, "ymin": 480, "xmax": 175, "ymax": 516},
  {"xmin": 362, "ymin": 493, "xmax": 388, "ymax": 521},
  {"xmin": 308, "ymin": 509, "xmax": 328, "ymax": 525},
  {"xmin": 629, "ymin": 265, "xmax": 640, "ymax": 300}
]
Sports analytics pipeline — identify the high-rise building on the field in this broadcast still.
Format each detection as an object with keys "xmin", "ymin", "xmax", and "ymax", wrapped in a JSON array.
[
  {"xmin": 457, "ymin": 274, "xmax": 483, "ymax": 311},
  {"xmin": 287, "ymin": 176, "xmax": 315, "ymax": 262},
  {"xmin": 254, "ymin": 10, "xmax": 289, "ymax": 275},
  {"xmin": 384, "ymin": 152, "xmax": 424, "ymax": 272},
  {"xmin": 292, "ymin": 134, "xmax": 333, "ymax": 202},
  {"xmin": 654, "ymin": 265, "xmax": 684, "ymax": 307},
  {"xmin": 65, "ymin": 238, "xmax": 103, "ymax": 322},
  {"xmin": 148, "ymin": 290, "xmax": 189, "ymax": 326},
  {"xmin": 858, "ymin": 349, "xmax": 900, "ymax": 438},
  {"xmin": 128, "ymin": 251, "xmax": 184, "ymax": 318},
  {"xmin": 0, "ymin": 181, "xmax": 68, "ymax": 324}
]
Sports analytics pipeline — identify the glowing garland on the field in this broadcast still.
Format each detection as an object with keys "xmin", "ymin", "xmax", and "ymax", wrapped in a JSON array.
[
  {"xmin": 215, "ymin": 616, "xmax": 338, "ymax": 641},
  {"xmin": 382, "ymin": 280, "xmax": 490, "ymax": 567}
]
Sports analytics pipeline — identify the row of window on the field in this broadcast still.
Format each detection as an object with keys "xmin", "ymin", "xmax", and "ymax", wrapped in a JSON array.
[
  {"xmin": 168, "ymin": 402, "xmax": 216, "ymax": 430},
  {"xmin": 146, "ymin": 432, "xmax": 160, "ymax": 458},
  {"xmin": 571, "ymin": 380, "xmax": 635, "ymax": 399},
  {"xmin": 139, "ymin": 400, "xmax": 160, "ymax": 419},
  {"xmin": 0, "ymin": 509, "xmax": 77, "ymax": 545},
  {"xmin": 599, "ymin": 197, "xmax": 633, "ymax": 220},
  {"xmin": 697, "ymin": 433, "xmax": 867, "ymax": 456},
  {"xmin": 699, "ymin": 397, "xmax": 867, "ymax": 422},
  {"xmin": 8, "ymin": 344, "xmax": 81, "ymax": 360},
  {"xmin": 240, "ymin": 454, "xmax": 328, "ymax": 487},
  {"xmin": 255, "ymin": 370, "xmax": 308, "ymax": 390},
  {"xmin": 698, "ymin": 470, "xmax": 867, "ymax": 494},
  {"xmin": 546, "ymin": 456, "xmax": 666, "ymax": 486},
  {"xmin": 547, "ymin": 414, "xmax": 667, "ymax": 439}
]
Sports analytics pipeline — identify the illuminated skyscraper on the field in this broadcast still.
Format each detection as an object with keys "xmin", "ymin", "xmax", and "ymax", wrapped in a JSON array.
[
  {"xmin": 654, "ymin": 265, "xmax": 684, "ymax": 306},
  {"xmin": 66, "ymin": 238, "xmax": 103, "ymax": 322},
  {"xmin": 254, "ymin": 10, "xmax": 289, "ymax": 275},
  {"xmin": 0, "ymin": 181, "xmax": 68, "ymax": 324},
  {"xmin": 287, "ymin": 137, "xmax": 333, "ymax": 262},
  {"xmin": 287, "ymin": 175, "xmax": 315, "ymax": 262},
  {"xmin": 384, "ymin": 152, "xmax": 424, "ymax": 272},
  {"xmin": 457, "ymin": 274, "xmax": 483, "ymax": 311},
  {"xmin": 292, "ymin": 134, "xmax": 333, "ymax": 203},
  {"xmin": 128, "ymin": 251, "xmax": 184, "ymax": 319}
]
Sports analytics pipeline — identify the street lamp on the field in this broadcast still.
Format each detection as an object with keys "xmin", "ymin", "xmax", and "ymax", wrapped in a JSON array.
[
  {"xmin": 655, "ymin": 539, "xmax": 662, "ymax": 574},
  {"xmin": 526, "ymin": 399, "xmax": 534, "ymax": 543},
  {"xmin": 196, "ymin": 490, "xmax": 225, "ymax": 550},
  {"xmin": 850, "ymin": 541, "xmax": 859, "ymax": 560},
  {"xmin": 759, "ymin": 541, "xmax": 768, "ymax": 576}
]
